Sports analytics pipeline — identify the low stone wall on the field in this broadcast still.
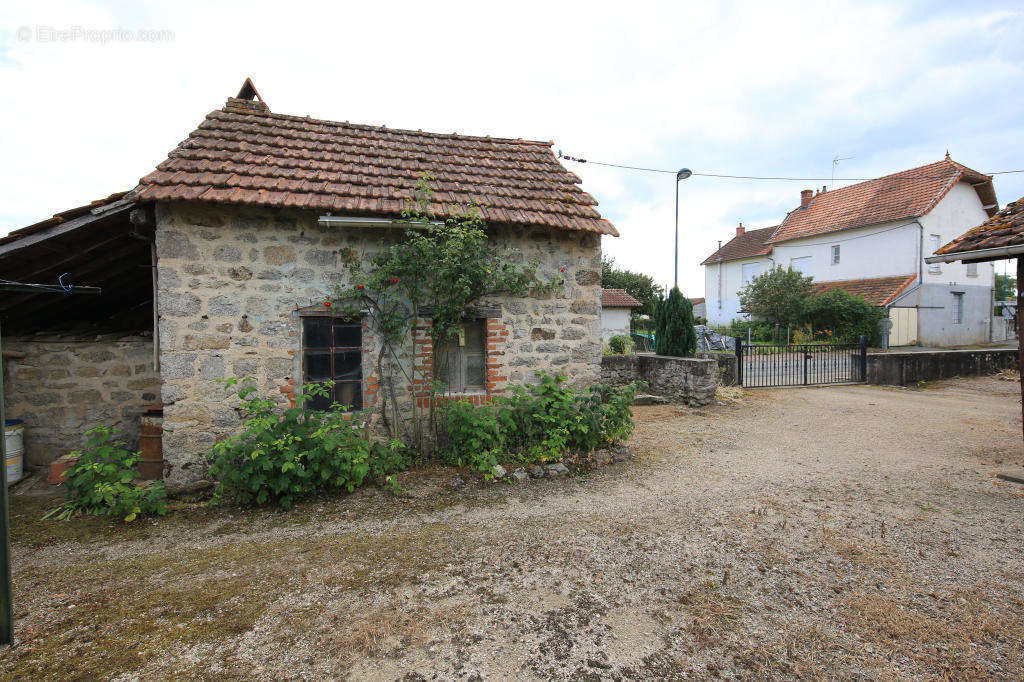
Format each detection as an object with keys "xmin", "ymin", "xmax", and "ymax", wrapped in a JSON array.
[
  {"xmin": 697, "ymin": 352, "xmax": 738, "ymax": 386},
  {"xmin": 601, "ymin": 354, "xmax": 717, "ymax": 405},
  {"xmin": 866, "ymin": 348, "xmax": 1018, "ymax": 386},
  {"xmin": 2, "ymin": 336, "xmax": 160, "ymax": 467}
]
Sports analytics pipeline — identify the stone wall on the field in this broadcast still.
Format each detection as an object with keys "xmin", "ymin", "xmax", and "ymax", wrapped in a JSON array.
[
  {"xmin": 154, "ymin": 201, "xmax": 603, "ymax": 484},
  {"xmin": 697, "ymin": 352, "xmax": 738, "ymax": 386},
  {"xmin": 600, "ymin": 354, "xmax": 717, "ymax": 405},
  {"xmin": 2, "ymin": 336, "xmax": 159, "ymax": 467},
  {"xmin": 866, "ymin": 348, "xmax": 1017, "ymax": 386}
]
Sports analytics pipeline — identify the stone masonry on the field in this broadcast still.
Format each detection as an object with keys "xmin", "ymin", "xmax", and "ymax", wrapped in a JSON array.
[
  {"xmin": 2, "ymin": 336, "xmax": 159, "ymax": 467},
  {"xmin": 154, "ymin": 201, "xmax": 603, "ymax": 484},
  {"xmin": 600, "ymin": 354, "xmax": 718, "ymax": 406}
]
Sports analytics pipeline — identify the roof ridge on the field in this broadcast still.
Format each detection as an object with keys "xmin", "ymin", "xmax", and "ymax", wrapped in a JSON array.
[{"xmin": 223, "ymin": 98, "xmax": 553, "ymax": 147}]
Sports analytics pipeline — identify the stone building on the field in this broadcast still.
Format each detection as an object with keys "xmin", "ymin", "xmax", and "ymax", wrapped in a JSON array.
[{"xmin": 0, "ymin": 81, "xmax": 617, "ymax": 484}]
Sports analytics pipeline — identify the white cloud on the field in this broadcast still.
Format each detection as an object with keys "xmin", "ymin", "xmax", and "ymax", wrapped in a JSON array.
[{"xmin": 1, "ymin": 0, "xmax": 1022, "ymax": 297}]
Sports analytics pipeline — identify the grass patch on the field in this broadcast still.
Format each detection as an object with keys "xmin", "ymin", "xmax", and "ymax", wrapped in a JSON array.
[{"xmin": 0, "ymin": 520, "xmax": 463, "ymax": 680}]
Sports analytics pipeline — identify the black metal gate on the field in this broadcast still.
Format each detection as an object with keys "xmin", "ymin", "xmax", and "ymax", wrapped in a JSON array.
[{"xmin": 735, "ymin": 336, "xmax": 867, "ymax": 388}]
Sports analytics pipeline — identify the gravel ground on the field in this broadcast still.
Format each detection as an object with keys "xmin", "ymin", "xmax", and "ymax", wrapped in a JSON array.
[{"xmin": 2, "ymin": 376, "xmax": 1024, "ymax": 680}]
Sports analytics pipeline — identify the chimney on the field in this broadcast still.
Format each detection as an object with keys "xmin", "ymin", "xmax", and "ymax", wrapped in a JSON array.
[
  {"xmin": 736, "ymin": 222, "xmax": 745, "ymax": 236},
  {"xmin": 800, "ymin": 189, "xmax": 814, "ymax": 207}
]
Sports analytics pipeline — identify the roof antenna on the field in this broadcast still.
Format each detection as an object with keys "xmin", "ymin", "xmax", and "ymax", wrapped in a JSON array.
[{"xmin": 831, "ymin": 155, "xmax": 854, "ymax": 189}]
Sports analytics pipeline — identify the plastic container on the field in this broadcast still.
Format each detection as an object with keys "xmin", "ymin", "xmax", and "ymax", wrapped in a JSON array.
[{"xmin": 4, "ymin": 419, "xmax": 24, "ymax": 485}]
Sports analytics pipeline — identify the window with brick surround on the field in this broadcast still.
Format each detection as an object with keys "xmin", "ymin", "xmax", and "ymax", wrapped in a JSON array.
[
  {"xmin": 301, "ymin": 316, "xmax": 362, "ymax": 410},
  {"xmin": 436, "ymin": 320, "xmax": 486, "ymax": 393}
]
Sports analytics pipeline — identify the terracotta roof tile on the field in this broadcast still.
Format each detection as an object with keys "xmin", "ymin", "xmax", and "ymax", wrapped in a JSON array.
[
  {"xmin": 700, "ymin": 226, "xmax": 775, "ymax": 265},
  {"xmin": 769, "ymin": 158, "xmax": 997, "ymax": 243},
  {"xmin": 935, "ymin": 197, "xmax": 1024, "ymax": 257},
  {"xmin": 601, "ymin": 289, "xmax": 643, "ymax": 308},
  {"xmin": 0, "ymin": 192, "xmax": 130, "ymax": 246},
  {"xmin": 811, "ymin": 274, "xmax": 917, "ymax": 307},
  {"xmin": 130, "ymin": 96, "xmax": 617, "ymax": 235}
]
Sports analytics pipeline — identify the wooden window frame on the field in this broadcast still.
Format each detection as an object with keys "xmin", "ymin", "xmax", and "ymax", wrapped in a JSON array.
[
  {"xmin": 435, "ymin": 319, "xmax": 486, "ymax": 395},
  {"xmin": 300, "ymin": 315, "xmax": 364, "ymax": 410}
]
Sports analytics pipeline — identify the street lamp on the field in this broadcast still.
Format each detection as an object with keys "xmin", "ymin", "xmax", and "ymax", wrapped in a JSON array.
[{"xmin": 674, "ymin": 168, "xmax": 692, "ymax": 289}]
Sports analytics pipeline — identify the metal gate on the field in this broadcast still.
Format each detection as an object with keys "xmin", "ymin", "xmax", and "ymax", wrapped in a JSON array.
[{"xmin": 735, "ymin": 336, "xmax": 867, "ymax": 387}]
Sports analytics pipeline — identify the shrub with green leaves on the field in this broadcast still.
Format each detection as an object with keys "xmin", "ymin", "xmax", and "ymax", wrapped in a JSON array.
[
  {"xmin": 45, "ymin": 425, "xmax": 167, "ymax": 523},
  {"xmin": 206, "ymin": 379, "xmax": 409, "ymax": 508},
  {"xmin": 608, "ymin": 334, "xmax": 634, "ymax": 355},
  {"xmin": 441, "ymin": 373, "xmax": 640, "ymax": 472}
]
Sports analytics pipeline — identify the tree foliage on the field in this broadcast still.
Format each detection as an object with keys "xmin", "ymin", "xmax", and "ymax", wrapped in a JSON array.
[
  {"xmin": 654, "ymin": 286, "xmax": 697, "ymax": 356},
  {"xmin": 738, "ymin": 265, "xmax": 814, "ymax": 327},
  {"xmin": 802, "ymin": 288, "xmax": 885, "ymax": 344},
  {"xmin": 601, "ymin": 256, "xmax": 659, "ymax": 318},
  {"xmin": 996, "ymin": 272, "xmax": 1017, "ymax": 301}
]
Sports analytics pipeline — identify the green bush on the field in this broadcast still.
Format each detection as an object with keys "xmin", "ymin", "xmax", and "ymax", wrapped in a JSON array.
[
  {"xmin": 803, "ymin": 289, "xmax": 884, "ymax": 344},
  {"xmin": 716, "ymin": 319, "xmax": 777, "ymax": 343},
  {"xmin": 608, "ymin": 334, "xmax": 634, "ymax": 354},
  {"xmin": 45, "ymin": 425, "xmax": 167, "ymax": 523},
  {"xmin": 442, "ymin": 399, "xmax": 501, "ymax": 474},
  {"xmin": 442, "ymin": 373, "xmax": 640, "ymax": 472},
  {"xmin": 207, "ymin": 379, "xmax": 409, "ymax": 508}
]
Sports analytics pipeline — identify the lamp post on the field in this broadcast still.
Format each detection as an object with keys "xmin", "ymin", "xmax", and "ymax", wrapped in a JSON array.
[{"xmin": 674, "ymin": 168, "xmax": 692, "ymax": 289}]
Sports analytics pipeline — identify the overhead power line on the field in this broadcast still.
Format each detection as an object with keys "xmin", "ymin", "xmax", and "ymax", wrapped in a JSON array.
[{"xmin": 556, "ymin": 152, "xmax": 1024, "ymax": 181}]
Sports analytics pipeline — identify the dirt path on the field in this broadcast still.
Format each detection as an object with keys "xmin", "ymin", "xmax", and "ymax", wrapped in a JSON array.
[{"xmin": 2, "ymin": 377, "xmax": 1023, "ymax": 680}]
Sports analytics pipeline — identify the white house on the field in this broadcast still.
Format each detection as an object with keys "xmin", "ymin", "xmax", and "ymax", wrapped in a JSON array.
[
  {"xmin": 701, "ymin": 156, "xmax": 999, "ymax": 346},
  {"xmin": 600, "ymin": 289, "xmax": 642, "ymax": 342}
]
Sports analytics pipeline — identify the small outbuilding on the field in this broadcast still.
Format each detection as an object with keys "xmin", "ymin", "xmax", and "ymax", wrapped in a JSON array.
[{"xmin": 600, "ymin": 289, "xmax": 642, "ymax": 342}]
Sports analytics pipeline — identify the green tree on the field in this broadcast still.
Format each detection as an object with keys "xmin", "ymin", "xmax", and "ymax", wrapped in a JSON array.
[
  {"xmin": 802, "ymin": 288, "xmax": 885, "ymax": 344},
  {"xmin": 996, "ymin": 272, "xmax": 1017, "ymax": 301},
  {"xmin": 654, "ymin": 287, "xmax": 697, "ymax": 357},
  {"xmin": 738, "ymin": 265, "xmax": 814, "ymax": 327},
  {"xmin": 601, "ymin": 256, "xmax": 659, "ymax": 318}
]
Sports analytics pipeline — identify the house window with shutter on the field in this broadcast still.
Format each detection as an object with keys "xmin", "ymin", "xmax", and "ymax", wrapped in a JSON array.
[
  {"xmin": 966, "ymin": 262, "xmax": 978, "ymax": 277},
  {"xmin": 435, "ymin": 320, "xmax": 486, "ymax": 393},
  {"xmin": 301, "ymin": 316, "xmax": 363, "ymax": 410},
  {"xmin": 831, "ymin": 244, "xmax": 840, "ymax": 265}
]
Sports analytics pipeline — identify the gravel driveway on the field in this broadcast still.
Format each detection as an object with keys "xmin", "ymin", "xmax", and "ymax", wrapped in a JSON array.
[{"xmin": 2, "ymin": 376, "xmax": 1023, "ymax": 680}]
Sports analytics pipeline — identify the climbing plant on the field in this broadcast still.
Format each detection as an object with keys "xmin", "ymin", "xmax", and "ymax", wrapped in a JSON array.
[{"xmin": 333, "ymin": 175, "xmax": 557, "ymax": 450}]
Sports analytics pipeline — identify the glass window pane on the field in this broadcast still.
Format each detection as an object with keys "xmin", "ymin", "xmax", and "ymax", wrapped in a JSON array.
[
  {"xmin": 466, "ymin": 353, "xmax": 485, "ymax": 388},
  {"xmin": 333, "ymin": 350, "xmax": 362, "ymax": 380},
  {"xmin": 443, "ymin": 350, "xmax": 461, "ymax": 392},
  {"xmin": 305, "ymin": 351, "xmax": 330, "ymax": 381},
  {"xmin": 464, "ymin": 321, "xmax": 484, "ymax": 350},
  {"xmin": 303, "ymin": 317, "xmax": 331, "ymax": 348},
  {"xmin": 334, "ymin": 382, "xmax": 362, "ymax": 410},
  {"xmin": 332, "ymin": 321, "xmax": 361, "ymax": 348}
]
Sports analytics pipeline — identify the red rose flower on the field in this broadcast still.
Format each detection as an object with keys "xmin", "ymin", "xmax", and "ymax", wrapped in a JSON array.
[
  {"xmin": 357, "ymin": 284, "xmax": 365, "ymax": 290},
  {"xmin": 392, "ymin": 277, "xmax": 399, "ymax": 284},
  {"xmin": 560, "ymin": 267, "xmax": 566, "ymax": 273},
  {"xmin": 324, "ymin": 301, "xmax": 331, "ymax": 307}
]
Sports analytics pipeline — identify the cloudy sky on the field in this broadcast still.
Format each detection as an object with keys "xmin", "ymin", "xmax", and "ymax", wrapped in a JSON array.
[{"xmin": 2, "ymin": 1, "xmax": 1022, "ymax": 296}]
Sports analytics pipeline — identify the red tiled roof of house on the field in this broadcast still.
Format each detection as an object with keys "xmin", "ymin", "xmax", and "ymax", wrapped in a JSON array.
[
  {"xmin": 768, "ymin": 158, "xmax": 997, "ymax": 244},
  {"xmin": 935, "ymin": 197, "xmax": 1024, "ymax": 257},
  {"xmin": 700, "ymin": 225, "xmax": 775, "ymax": 265},
  {"xmin": 601, "ymin": 289, "xmax": 643, "ymax": 308},
  {"xmin": 129, "ymin": 93, "xmax": 617, "ymax": 235},
  {"xmin": 811, "ymin": 274, "xmax": 917, "ymax": 306},
  {"xmin": 689, "ymin": 297, "xmax": 705, "ymax": 304}
]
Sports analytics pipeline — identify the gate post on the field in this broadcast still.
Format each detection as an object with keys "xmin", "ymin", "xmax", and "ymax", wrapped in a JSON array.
[
  {"xmin": 734, "ymin": 338, "xmax": 743, "ymax": 386},
  {"xmin": 859, "ymin": 334, "xmax": 867, "ymax": 381}
]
